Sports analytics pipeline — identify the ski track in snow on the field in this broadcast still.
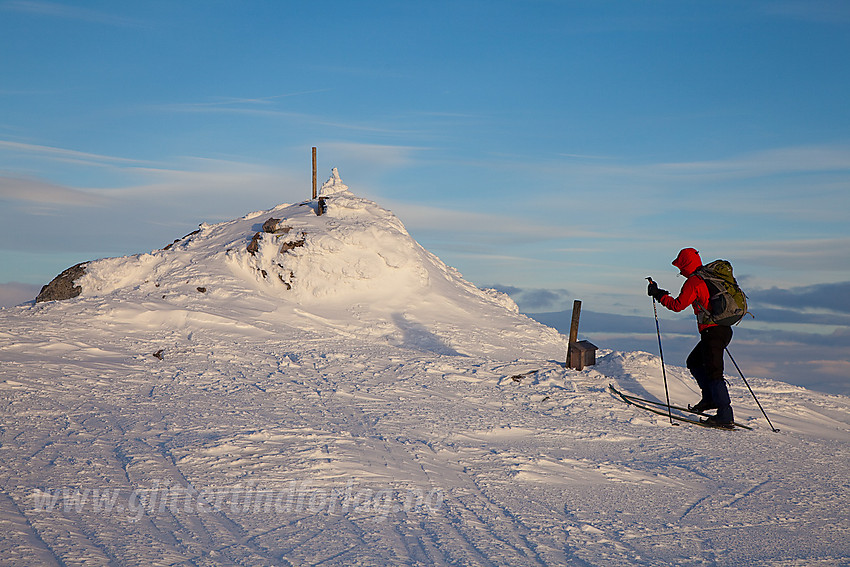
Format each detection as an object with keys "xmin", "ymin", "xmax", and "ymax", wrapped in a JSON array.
[{"xmin": 1, "ymin": 180, "xmax": 849, "ymax": 566}]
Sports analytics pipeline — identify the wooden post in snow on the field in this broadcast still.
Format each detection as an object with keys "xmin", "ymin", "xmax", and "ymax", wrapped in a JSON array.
[
  {"xmin": 567, "ymin": 300, "xmax": 581, "ymax": 368},
  {"xmin": 566, "ymin": 300, "xmax": 598, "ymax": 370},
  {"xmin": 312, "ymin": 147, "xmax": 317, "ymax": 200},
  {"xmin": 569, "ymin": 300, "xmax": 581, "ymax": 346}
]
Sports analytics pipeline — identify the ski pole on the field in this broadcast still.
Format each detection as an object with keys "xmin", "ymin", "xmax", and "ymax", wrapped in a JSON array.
[
  {"xmin": 725, "ymin": 348, "xmax": 780, "ymax": 433},
  {"xmin": 647, "ymin": 277, "xmax": 674, "ymax": 425}
]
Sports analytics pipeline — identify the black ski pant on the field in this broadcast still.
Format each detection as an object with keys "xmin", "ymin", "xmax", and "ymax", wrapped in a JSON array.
[{"xmin": 687, "ymin": 326, "xmax": 734, "ymax": 422}]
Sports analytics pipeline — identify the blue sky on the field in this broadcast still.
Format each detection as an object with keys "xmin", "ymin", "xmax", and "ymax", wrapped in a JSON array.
[{"xmin": 2, "ymin": 1, "xmax": 849, "ymax": 394}]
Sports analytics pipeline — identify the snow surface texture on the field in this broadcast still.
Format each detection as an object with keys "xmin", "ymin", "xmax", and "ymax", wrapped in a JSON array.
[{"xmin": 1, "ymin": 171, "xmax": 849, "ymax": 566}]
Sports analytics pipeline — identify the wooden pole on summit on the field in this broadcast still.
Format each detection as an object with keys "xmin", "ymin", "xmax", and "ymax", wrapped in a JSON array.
[{"xmin": 312, "ymin": 147, "xmax": 317, "ymax": 200}]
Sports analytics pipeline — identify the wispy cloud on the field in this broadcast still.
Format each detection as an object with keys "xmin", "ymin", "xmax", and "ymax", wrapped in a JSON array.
[
  {"xmin": 654, "ymin": 145, "xmax": 850, "ymax": 180},
  {"xmin": 530, "ymin": 144, "xmax": 850, "ymax": 227},
  {"xmin": 151, "ymin": 103, "xmax": 307, "ymax": 120},
  {"xmin": 383, "ymin": 199, "xmax": 608, "ymax": 242},
  {"xmin": 175, "ymin": 91, "xmax": 334, "ymax": 107},
  {"xmin": 2, "ymin": 0, "xmax": 147, "ymax": 27},
  {"xmin": 0, "ymin": 141, "xmax": 303, "ymax": 203},
  {"xmin": 150, "ymin": 100, "xmax": 413, "ymax": 135},
  {"xmin": 97, "ymin": 161, "xmax": 302, "ymax": 201},
  {"xmin": 321, "ymin": 142, "xmax": 425, "ymax": 169},
  {"xmin": 542, "ymin": 144, "xmax": 850, "ymax": 189},
  {"xmin": 0, "ymin": 176, "xmax": 104, "ymax": 206},
  {"xmin": 762, "ymin": 0, "xmax": 850, "ymax": 25},
  {"xmin": 0, "ymin": 139, "xmax": 151, "ymax": 167},
  {"xmin": 736, "ymin": 238, "xmax": 850, "ymax": 272}
]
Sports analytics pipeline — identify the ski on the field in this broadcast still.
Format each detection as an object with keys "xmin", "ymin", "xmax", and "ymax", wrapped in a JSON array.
[
  {"xmin": 609, "ymin": 384, "xmax": 752, "ymax": 430},
  {"xmin": 616, "ymin": 388, "xmax": 751, "ymax": 429},
  {"xmin": 615, "ymin": 388, "xmax": 712, "ymax": 417}
]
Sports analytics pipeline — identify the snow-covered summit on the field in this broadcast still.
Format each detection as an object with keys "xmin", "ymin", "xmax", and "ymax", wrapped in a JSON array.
[{"xmin": 36, "ymin": 169, "xmax": 565, "ymax": 361}]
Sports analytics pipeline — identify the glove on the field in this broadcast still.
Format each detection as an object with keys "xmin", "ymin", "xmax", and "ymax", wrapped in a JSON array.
[{"xmin": 647, "ymin": 280, "xmax": 669, "ymax": 301}]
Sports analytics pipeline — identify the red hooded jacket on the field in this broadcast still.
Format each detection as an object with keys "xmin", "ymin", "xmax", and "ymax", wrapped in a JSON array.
[{"xmin": 659, "ymin": 248, "xmax": 715, "ymax": 332}]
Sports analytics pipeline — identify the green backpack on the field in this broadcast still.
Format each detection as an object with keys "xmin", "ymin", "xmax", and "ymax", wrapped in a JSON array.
[{"xmin": 695, "ymin": 260, "xmax": 749, "ymax": 326}]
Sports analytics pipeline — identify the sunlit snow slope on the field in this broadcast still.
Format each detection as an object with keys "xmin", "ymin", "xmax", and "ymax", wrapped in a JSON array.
[{"xmin": 1, "ymin": 170, "xmax": 848, "ymax": 566}]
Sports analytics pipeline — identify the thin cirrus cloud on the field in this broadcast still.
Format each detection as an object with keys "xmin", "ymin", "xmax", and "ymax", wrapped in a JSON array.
[
  {"xmin": 383, "ymin": 199, "xmax": 608, "ymax": 243},
  {"xmin": 0, "ymin": 139, "xmax": 151, "ymax": 168},
  {"xmin": 2, "ymin": 0, "xmax": 146, "ymax": 27},
  {"xmin": 0, "ymin": 140, "xmax": 304, "ymax": 204},
  {"xmin": 0, "ymin": 175, "xmax": 104, "ymax": 206},
  {"xmin": 147, "ymin": 95, "xmax": 420, "ymax": 136},
  {"xmin": 763, "ymin": 0, "xmax": 850, "ymax": 25},
  {"xmin": 735, "ymin": 238, "xmax": 850, "ymax": 272},
  {"xmin": 653, "ymin": 145, "xmax": 850, "ymax": 179},
  {"xmin": 546, "ymin": 144, "xmax": 850, "ymax": 186},
  {"xmin": 320, "ymin": 142, "xmax": 425, "ymax": 169}
]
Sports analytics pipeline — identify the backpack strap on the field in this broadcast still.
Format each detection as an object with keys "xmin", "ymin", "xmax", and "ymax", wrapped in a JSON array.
[{"xmin": 690, "ymin": 269, "xmax": 716, "ymax": 325}]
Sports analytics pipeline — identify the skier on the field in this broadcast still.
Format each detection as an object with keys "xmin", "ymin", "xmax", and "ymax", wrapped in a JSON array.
[{"xmin": 647, "ymin": 248, "xmax": 734, "ymax": 427}]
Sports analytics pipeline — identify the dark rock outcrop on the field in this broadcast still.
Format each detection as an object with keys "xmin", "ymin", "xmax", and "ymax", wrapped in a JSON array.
[
  {"xmin": 279, "ymin": 239, "xmax": 305, "ymax": 253},
  {"xmin": 35, "ymin": 262, "xmax": 88, "ymax": 303},
  {"xmin": 262, "ymin": 217, "xmax": 281, "ymax": 233},
  {"xmin": 247, "ymin": 232, "xmax": 262, "ymax": 255},
  {"xmin": 163, "ymin": 228, "xmax": 201, "ymax": 251}
]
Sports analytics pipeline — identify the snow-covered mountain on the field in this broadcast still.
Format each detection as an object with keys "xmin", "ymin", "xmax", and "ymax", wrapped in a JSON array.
[
  {"xmin": 34, "ymin": 167, "xmax": 562, "ymax": 362},
  {"xmin": 1, "ymin": 171, "xmax": 848, "ymax": 566}
]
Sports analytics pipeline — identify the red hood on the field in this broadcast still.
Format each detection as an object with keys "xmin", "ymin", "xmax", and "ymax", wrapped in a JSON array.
[{"xmin": 672, "ymin": 248, "xmax": 702, "ymax": 276}]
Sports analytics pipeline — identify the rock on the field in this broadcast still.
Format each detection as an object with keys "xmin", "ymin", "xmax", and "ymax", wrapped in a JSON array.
[
  {"xmin": 279, "ymin": 239, "xmax": 305, "ymax": 253},
  {"xmin": 247, "ymin": 232, "xmax": 262, "ymax": 255},
  {"xmin": 262, "ymin": 217, "xmax": 281, "ymax": 233},
  {"xmin": 35, "ymin": 262, "xmax": 88, "ymax": 303},
  {"xmin": 163, "ymin": 228, "xmax": 201, "ymax": 250}
]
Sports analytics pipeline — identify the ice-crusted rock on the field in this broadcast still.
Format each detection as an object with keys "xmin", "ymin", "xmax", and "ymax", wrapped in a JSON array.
[{"xmin": 318, "ymin": 167, "xmax": 349, "ymax": 197}]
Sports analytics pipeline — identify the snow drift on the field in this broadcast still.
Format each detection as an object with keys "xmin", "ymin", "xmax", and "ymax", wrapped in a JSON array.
[{"xmin": 1, "ymin": 170, "xmax": 849, "ymax": 566}]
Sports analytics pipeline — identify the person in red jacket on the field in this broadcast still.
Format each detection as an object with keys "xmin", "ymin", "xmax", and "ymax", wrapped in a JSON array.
[{"xmin": 647, "ymin": 248, "xmax": 734, "ymax": 427}]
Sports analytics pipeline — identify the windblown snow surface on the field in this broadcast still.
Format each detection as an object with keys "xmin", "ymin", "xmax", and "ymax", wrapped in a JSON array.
[{"xmin": 1, "ymin": 171, "xmax": 849, "ymax": 566}]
